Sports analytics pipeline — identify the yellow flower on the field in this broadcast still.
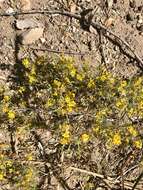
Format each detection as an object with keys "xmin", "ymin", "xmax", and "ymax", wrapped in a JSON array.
[
  {"xmin": 70, "ymin": 68, "xmax": 76, "ymax": 77},
  {"xmin": 93, "ymin": 126, "xmax": 100, "ymax": 133},
  {"xmin": 2, "ymin": 104, "xmax": 9, "ymax": 113},
  {"xmin": 134, "ymin": 77, "xmax": 142, "ymax": 87},
  {"xmin": 65, "ymin": 77, "xmax": 70, "ymax": 83},
  {"xmin": 31, "ymin": 66, "xmax": 36, "ymax": 75},
  {"xmin": 139, "ymin": 100, "xmax": 143, "ymax": 109},
  {"xmin": 121, "ymin": 80, "xmax": 127, "ymax": 87},
  {"xmin": 59, "ymin": 123, "xmax": 70, "ymax": 131},
  {"xmin": 7, "ymin": 110, "xmax": 15, "ymax": 120},
  {"xmin": 76, "ymin": 73, "xmax": 84, "ymax": 81},
  {"xmin": 128, "ymin": 126, "xmax": 138, "ymax": 137},
  {"xmin": 87, "ymin": 79, "xmax": 95, "ymax": 88},
  {"xmin": 100, "ymin": 74, "xmax": 107, "ymax": 81},
  {"xmin": 116, "ymin": 98, "xmax": 126, "ymax": 109},
  {"xmin": 3, "ymin": 95, "xmax": 10, "ymax": 102},
  {"xmin": 24, "ymin": 168, "xmax": 33, "ymax": 181},
  {"xmin": 22, "ymin": 58, "xmax": 30, "ymax": 68},
  {"xmin": 108, "ymin": 77, "xmax": 115, "ymax": 85},
  {"xmin": 46, "ymin": 98, "xmax": 55, "ymax": 107},
  {"xmin": 0, "ymin": 173, "xmax": 4, "ymax": 180},
  {"xmin": 65, "ymin": 95, "xmax": 76, "ymax": 112},
  {"xmin": 81, "ymin": 134, "xmax": 90, "ymax": 143},
  {"xmin": 18, "ymin": 86, "xmax": 25, "ymax": 94},
  {"xmin": 128, "ymin": 108, "xmax": 134, "ymax": 117},
  {"xmin": 53, "ymin": 80, "xmax": 61, "ymax": 87},
  {"xmin": 60, "ymin": 137, "xmax": 70, "ymax": 145},
  {"xmin": 62, "ymin": 130, "xmax": 70, "ymax": 139},
  {"xmin": 28, "ymin": 75, "xmax": 37, "ymax": 84},
  {"xmin": 26, "ymin": 154, "xmax": 33, "ymax": 161},
  {"xmin": 112, "ymin": 133, "xmax": 121, "ymax": 146},
  {"xmin": 134, "ymin": 140, "xmax": 142, "ymax": 149}
]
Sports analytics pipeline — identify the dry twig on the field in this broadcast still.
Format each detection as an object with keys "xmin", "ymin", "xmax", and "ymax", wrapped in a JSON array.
[
  {"xmin": 0, "ymin": 9, "xmax": 143, "ymax": 68},
  {"xmin": 69, "ymin": 166, "xmax": 142, "ymax": 190}
]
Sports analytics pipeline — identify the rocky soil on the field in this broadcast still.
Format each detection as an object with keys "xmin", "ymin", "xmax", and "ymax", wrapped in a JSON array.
[{"xmin": 0, "ymin": 0, "xmax": 143, "ymax": 189}]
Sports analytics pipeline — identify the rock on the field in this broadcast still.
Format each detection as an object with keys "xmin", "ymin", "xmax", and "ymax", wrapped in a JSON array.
[
  {"xmin": 16, "ymin": 19, "xmax": 41, "ymax": 30},
  {"xmin": 129, "ymin": 0, "xmax": 136, "ymax": 8},
  {"xmin": 137, "ymin": 15, "xmax": 143, "ymax": 24},
  {"xmin": 40, "ymin": 37, "xmax": 46, "ymax": 43},
  {"xmin": 20, "ymin": 0, "xmax": 31, "ymax": 11},
  {"xmin": 106, "ymin": 0, "xmax": 113, "ymax": 9},
  {"xmin": 126, "ymin": 12, "xmax": 134, "ymax": 21},
  {"xmin": 20, "ymin": 27, "xmax": 44, "ymax": 45},
  {"xmin": 6, "ymin": 7, "xmax": 14, "ymax": 14},
  {"xmin": 138, "ymin": 6, "xmax": 143, "ymax": 12},
  {"xmin": 137, "ymin": 25, "xmax": 143, "ymax": 32}
]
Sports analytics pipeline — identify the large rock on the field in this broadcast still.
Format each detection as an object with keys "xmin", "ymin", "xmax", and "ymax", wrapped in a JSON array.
[
  {"xmin": 20, "ymin": 27, "xmax": 44, "ymax": 45},
  {"xmin": 16, "ymin": 19, "xmax": 41, "ymax": 30}
]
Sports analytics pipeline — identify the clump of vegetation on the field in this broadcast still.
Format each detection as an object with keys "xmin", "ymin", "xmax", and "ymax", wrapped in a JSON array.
[{"xmin": 0, "ymin": 55, "xmax": 143, "ymax": 188}]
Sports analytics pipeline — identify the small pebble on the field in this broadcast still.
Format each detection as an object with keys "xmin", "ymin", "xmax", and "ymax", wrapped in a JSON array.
[
  {"xmin": 126, "ymin": 12, "xmax": 134, "ymax": 21},
  {"xmin": 20, "ymin": 27, "xmax": 44, "ymax": 45},
  {"xmin": 6, "ymin": 7, "xmax": 14, "ymax": 14},
  {"xmin": 16, "ymin": 19, "xmax": 41, "ymax": 30},
  {"xmin": 20, "ymin": 0, "xmax": 31, "ymax": 11},
  {"xmin": 129, "ymin": 0, "xmax": 136, "ymax": 8},
  {"xmin": 138, "ymin": 25, "xmax": 143, "ymax": 32}
]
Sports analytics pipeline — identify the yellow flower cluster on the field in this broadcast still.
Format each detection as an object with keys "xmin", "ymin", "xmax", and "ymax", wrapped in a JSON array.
[
  {"xmin": 60, "ymin": 123, "xmax": 71, "ymax": 145},
  {"xmin": 81, "ymin": 133, "xmax": 90, "ymax": 143},
  {"xmin": 112, "ymin": 133, "xmax": 121, "ymax": 146}
]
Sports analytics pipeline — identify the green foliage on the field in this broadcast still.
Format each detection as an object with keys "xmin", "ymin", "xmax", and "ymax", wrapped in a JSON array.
[{"xmin": 1, "ymin": 55, "xmax": 143, "ymax": 187}]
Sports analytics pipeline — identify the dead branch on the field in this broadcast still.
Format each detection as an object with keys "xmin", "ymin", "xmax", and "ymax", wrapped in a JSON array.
[
  {"xmin": 69, "ymin": 166, "xmax": 142, "ymax": 190},
  {"xmin": 31, "ymin": 47, "xmax": 88, "ymax": 56}
]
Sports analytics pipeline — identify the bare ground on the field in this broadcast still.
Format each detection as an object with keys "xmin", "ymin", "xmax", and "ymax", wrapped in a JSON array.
[{"xmin": 0, "ymin": 0, "xmax": 143, "ymax": 189}]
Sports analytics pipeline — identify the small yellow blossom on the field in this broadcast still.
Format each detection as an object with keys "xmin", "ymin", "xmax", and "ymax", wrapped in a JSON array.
[
  {"xmin": 3, "ymin": 95, "xmax": 10, "ymax": 102},
  {"xmin": 59, "ymin": 123, "xmax": 70, "ymax": 131},
  {"xmin": 128, "ymin": 126, "xmax": 138, "ymax": 137},
  {"xmin": 53, "ymin": 80, "xmax": 61, "ymax": 87},
  {"xmin": 7, "ymin": 110, "xmax": 15, "ymax": 120},
  {"xmin": 76, "ymin": 73, "xmax": 84, "ymax": 81},
  {"xmin": 139, "ymin": 100, "xmax": 143, "ymax": 109},
  {"xmin": 116, "ymin": 98, "xmax": 126, "ymax": 109},
  {"xmin": 24, "ymin": 168, "xmax": 33, "ymax": 182},
  {"xmin": 112, "ymin": 133, "xmax": 121, "ymax": 145},
  {"xmin": 31, "ymin": 66, "xmax": 36, "ymax": 75},
  {"xmin": 18, "ymin": 86, "xmax": 25, "ymax": 94},
  {"xmin": 64, "ymin": 95, "xmax": 76, "ymax": 112},
  {"xmin": 62, "ymin": 130, "xmax": 70, "ymax": 139},
  {"xmin": 87, "ymin": 79, "xmax": 95, "ymax": 88},
  {"xmin": 81, "ymin": 133, "xmax": 90, "ymax": 143},
  {"xmin": 2, "ymin": 104, "xmax": 9, "ymax": 113},
  {"xmin": 26, "ymin": 154, "xmax": 33, "ymax": 161},
  {"xmin": 60, "ymin": 137, "xmax": 70, "ymax": 145},
  {"xmin": 100, "ymin": 75, "xmax": 107, "ymax": 81},
  {"xmin": 46, "ymin": 98, "xmax": 55, "ymax": 107},
  {"xmin": 70, "ymin": 68, "xmax": 76, "ymax": 77},
  {"xmin": 0, "ymin": 173, "xmax": 4, "ymax": 180},
  {"xmin": 121, "ymin": 80, "xmax": 127, "ymax": 87},
  {"xmin": 22, "ymin": 58, "xmax": 30, "ymax": 68},
  {"xmin": 134, "ymin": 140, "xmax": 142, "ymax": 149},
  {"xmin": 93, "ymin": 126, "xmax": 100, "ymax": 133},
  {"xmin": 128, "ymin": 108, "xmax": 134, "ymax": 117},
  {"xmin": 65, "ymin": 77, "xmax": 70, "ymax": 83},
  {"xmin": 108, "ymin": 77, "xmax": 115, "ymax": 85},
  {"xmin": 28, "ymin": 75, "xmax": 37, "ymax": 84},
  {"xmin": 134, "ymin": 77, "xmax": 142, "ymax": 87}
]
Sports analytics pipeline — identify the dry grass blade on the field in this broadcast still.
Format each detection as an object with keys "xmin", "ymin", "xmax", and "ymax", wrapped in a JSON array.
[{"xmin": 69, "ymin": 166, "xmax": 142, "ymax": 190}]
